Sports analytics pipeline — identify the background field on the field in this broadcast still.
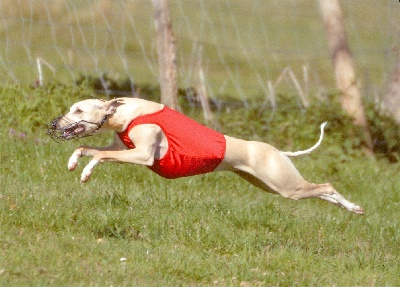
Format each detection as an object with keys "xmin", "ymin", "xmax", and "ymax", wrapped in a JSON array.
[
  {"xmin": 1, "ymin": 1, "xmax": 400, "ymax": 286},
  {"xmin": 1, "ymin": 0, "xmax": 400, "ymax": 100}
]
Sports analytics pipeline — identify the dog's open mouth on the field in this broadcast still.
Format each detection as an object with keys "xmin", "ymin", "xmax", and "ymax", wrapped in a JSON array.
[
  {"xmin": 47, "ymin": 115, "xmax": 108, "ymax": 142},
  {"xmin": 62, "ymin": 124, "xmax": 85, "ymax": 140},
  {"xmin": 47, "ymin": 116, "xmax": 87, "ymax": 141}
]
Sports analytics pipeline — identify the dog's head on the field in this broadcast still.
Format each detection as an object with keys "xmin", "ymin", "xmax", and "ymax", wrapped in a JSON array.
[{"xmin": 48, "ymin": 98, "xmax": 122, "ymax": 141}]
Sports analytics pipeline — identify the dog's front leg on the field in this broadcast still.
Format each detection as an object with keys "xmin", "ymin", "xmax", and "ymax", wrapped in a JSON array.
[
  {"xmin": 68, "ymin": 146, "xmax": 117, "ymax": 171},
  {"xmin": 80, "ymin": 156, "xmax": 100, "ymax": 182},
  {"xmin": 75, "ymin": 125, "xmax": 163, "ymax": 182},
  {"xmin": 68, "ymin": 147, "xmax": 86, "ymax": 171},
  {"xmin": 79, "ymin": 125, "xmax": 163, "ymax": 183},
  {"xmin": 80, "ymin": 148, "xmax": 156, "ymax": 182},
  {"xmin": 68, "ymin": 133, "xmax": 125, "ymax": 171}
]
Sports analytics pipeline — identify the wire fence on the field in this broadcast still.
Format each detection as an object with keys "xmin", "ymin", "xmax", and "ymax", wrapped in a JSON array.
[{"xmin": 1, "ymin": 0, "xmax": 400, "ymax": 103}]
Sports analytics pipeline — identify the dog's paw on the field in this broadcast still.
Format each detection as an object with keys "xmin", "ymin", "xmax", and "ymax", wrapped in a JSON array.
[
  {"xmin": 80, "ymin": 173, "xmax": 91, "ymax": 183},
  {"xmin": 80, "ymin": 159, "xmax": 98, "ymax": 183},
  {"xmin": 80, "ymin": 169, "xmax": 92, "ymax": 183},
  {"xmin": 68, "ymin": 151, "xmax": 82, "ymax": 171},
  {"xmin": 68, "ymin": 159, "xmax": 79, "ymax": 171},
  {"xmin": 352, "ymin": 205, "xmax": 364, "ymax": 215}
]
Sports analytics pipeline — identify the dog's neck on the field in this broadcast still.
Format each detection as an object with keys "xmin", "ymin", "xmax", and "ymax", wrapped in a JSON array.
[
  {"xmin": 103, "ymin": 108, "xmax": 132, "ymax": 133},
  {"xmin": 101, "ymin": 98, "xmax": 164, "ymax": 133}
]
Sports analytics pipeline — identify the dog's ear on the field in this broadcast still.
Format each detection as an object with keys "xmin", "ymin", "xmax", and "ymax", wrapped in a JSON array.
[{"xmin": 103, "ymin": 98, "xmax": 124, "ymax": 115}]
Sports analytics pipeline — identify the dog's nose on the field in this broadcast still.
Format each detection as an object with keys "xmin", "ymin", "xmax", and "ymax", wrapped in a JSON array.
[
  {"xmin": 52, "ymin": 117, "xmax": 62, "ymax": 129},
  {"xmin": 54, "ymin": 115, "xmax": 69, "ymax": 129},
  {"xmin": 47, "ymin": 116, "xmax": 65, "ymax": 141}
]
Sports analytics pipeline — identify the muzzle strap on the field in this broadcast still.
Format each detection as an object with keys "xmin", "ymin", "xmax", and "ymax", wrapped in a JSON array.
[{"xmin": 47, "ymin": 115, "xmax": 108, "ymax": 142}]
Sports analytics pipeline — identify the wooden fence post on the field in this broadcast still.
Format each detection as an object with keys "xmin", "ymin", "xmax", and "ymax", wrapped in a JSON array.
[
  {"xmin": 383, "ymin": 58, "xmax": 400, "ymax": 123},
  {"xmin": 319, "ymin": 0, "xmax": 373, "ymax": 154},
  {"xmin": 152, "ymin": 0, "xmax": 179, "ymax": 110}
]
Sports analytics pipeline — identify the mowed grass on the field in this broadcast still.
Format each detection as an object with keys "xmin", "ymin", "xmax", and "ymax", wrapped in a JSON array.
[{"xmin": 1, "ymin": 109, "xmax": 399, "ymax": 285}]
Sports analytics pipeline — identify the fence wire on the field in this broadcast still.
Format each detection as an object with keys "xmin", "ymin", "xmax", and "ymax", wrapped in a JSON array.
[{"xmin": 1, "ymin": 0, "xmax": 399, "ymax": 102}]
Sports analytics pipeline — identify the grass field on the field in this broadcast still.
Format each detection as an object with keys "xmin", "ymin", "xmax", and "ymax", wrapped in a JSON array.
[{"xmin": 0, "ymin": 85, "xmax": 399, "ymax": 286}]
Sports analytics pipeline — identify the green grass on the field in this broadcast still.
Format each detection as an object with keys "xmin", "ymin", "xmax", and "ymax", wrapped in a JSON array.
[
  {"xmin": 1, "ymin": 131, "xmax": 399, "ymax": 286},
  {"xmin": 1, "ymin": 85, "xmax": 399, "ymax": 286}
]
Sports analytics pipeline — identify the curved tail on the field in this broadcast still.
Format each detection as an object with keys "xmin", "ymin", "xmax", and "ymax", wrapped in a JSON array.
[{"xmin": 281, "ymin": 122, "xmax": 327, "ymax": 157}]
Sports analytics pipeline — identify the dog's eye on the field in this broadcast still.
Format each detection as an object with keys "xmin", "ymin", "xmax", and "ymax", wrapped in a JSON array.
[{"xmin": 75, "ymin": 109, "xmax": 83, "ymax": 114}]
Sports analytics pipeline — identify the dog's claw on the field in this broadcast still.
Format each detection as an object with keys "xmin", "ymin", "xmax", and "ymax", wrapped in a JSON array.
[
  {"xmin": 68, "ymin": 161, "xmax": 78, "ymax": 171},
  {"xmin": 80, "ymin": 173, "xmax": 91, "ymax": 183},
  {"xmin": 80, "ymin": 167, "xmax": 92, "ymax": 182},
  {"xmin": 353, "ymin": 206, "xmax": 364, "ymax": 215},
  {"xmin": 347, "ymin": 205, "xmax": 364, "ymax": 215}
]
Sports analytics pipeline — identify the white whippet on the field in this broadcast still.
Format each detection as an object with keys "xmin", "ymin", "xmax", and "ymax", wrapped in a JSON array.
[{"xmin": 48, "ymin": 97, "xmax": 363, "ymax": 215}]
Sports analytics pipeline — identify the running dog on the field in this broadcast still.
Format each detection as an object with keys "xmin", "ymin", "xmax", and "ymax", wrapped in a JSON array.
[{"xmin": 48, "ymin": 97, "xmax": 364, "ymax": 214}]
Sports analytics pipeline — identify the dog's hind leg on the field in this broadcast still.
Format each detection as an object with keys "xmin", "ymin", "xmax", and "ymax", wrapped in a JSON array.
[
  {"xmin": 286, "ymin": 182, "xmax": 364, "ymax": 214},
  {"xmin": 234, "ymin": 166, "xmax": 363, "ymax": 214},
  {"xmin": 224, "ymin": 138, "xmax": 363, "ymax": 214}
]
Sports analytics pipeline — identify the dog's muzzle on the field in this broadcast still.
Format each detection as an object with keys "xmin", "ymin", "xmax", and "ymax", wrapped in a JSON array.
[{"xmin": 47, "ymin": 115, "xmax": 108, "ymax": 142}]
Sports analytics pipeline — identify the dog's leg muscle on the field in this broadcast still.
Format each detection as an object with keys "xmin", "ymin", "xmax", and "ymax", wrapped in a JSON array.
[
  {"xmin": 80, "ymin": 148, "xmax": 156, "ymax": 182},
  {"xmin": 79, "ymin": 125, "xmax": 164, "ymax": 183},
  {"xmin": 68, "ymin": 133, "xmax": 126, "ymax": 171}
]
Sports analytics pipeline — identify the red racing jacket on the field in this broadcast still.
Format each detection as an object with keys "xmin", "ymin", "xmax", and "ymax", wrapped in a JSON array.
[{"xmin": 117, "ymin": 106, "xmax": 226, "ymax": 179}]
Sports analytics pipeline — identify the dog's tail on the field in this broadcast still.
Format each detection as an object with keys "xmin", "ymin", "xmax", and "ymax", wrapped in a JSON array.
[{"xmin": 281, "ymin": 122, "xmax": 327, "ymax": 157}]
